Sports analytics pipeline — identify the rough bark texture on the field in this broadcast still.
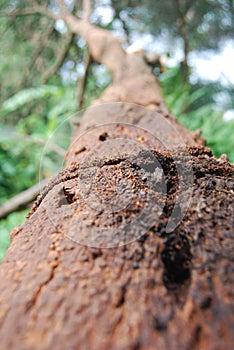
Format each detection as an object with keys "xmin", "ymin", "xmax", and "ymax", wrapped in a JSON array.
[
  {"xmin": 0, "ymin": 4, "xmax": 233, "ymax": 350},
  {"xmin": 1, "ymin": 147, "xmax": 234, "ymax": 350}
]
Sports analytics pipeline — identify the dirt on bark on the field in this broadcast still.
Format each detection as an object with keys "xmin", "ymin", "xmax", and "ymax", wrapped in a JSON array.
[
  {"xmin": 0, "ymin": 4, "xmax": 233, "ymax": 349},
  {"xmin": 1, "ymin": 143, "xmax": 233, "ymax": 350}
]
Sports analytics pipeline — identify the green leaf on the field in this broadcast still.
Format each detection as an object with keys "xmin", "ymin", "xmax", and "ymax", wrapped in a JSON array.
[
  {"xmin": 1, "ymin": 85, "xmax": 61, "ymax": 113},
  {"xmin": 0, "ymin": 209, "xmax": 28, "ymax": 262}
]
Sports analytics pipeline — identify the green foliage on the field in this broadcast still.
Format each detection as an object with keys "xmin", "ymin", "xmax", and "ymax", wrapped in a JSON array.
[
  {"xmin": 0, "ymin": 209, "xmax": 28, "ymax": 262},
  {"xmin": 0, "ymin": 83, "xmax": 77, "ymax": 205},
  {"xmin": 0, "ymin": 136, "xmax": 40, "ymax": 205},
  {"xmin": 112, "ymin": 0, "xmax": 234, "ymax": 52},
  {"xmin": 1, "ymin": 85, "xmax": 61, "ymax": 113},
  {"xmin": 201, "ymin": 114, "xmax": 234, "ymax": 162},
  {"xmin": 160, "ymin": 67, "xmax": 234, "ymax": 162}
]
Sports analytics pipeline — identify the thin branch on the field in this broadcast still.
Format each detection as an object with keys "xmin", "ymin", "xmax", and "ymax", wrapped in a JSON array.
[
  {"xmin": 6, "ymin": 132, "xmax": 67, "ymax": 157},
  {"xmin": 55, "ymin": 0, "xmax": 70, "ymax": 15},
  {"xmin": 0, "ymin": 176, "xmax": 52, "ymax": 220},
  {"xmin": 175, "ymin": 0, "xmax": 190, "ymax": 82},
  {"xmin": 76, "ymin": 48, "xmax": 92, "ymax": 109},
  {"xmin": 41, "ymin": 32, "xmax": 75, "ymax": 83},
  {"xmin": 26, "ymin": 136, "xmax": 67, "ymax": 157},
  {"xmin": 21, "ymin": 21, "xmax": 55, "ymax": 86},
  {"xmin": 0, "ymin": 6, "xmax": 59, "ymax": 20},
  {"xmin": 83, "ymin": 0, "xmax": 92, "ymax": 21}
]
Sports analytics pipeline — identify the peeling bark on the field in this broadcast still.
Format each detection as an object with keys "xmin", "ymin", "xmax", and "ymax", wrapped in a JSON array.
[{"xmin": 0, "ymin": 4, "xmax": 233, "ymax": 350}]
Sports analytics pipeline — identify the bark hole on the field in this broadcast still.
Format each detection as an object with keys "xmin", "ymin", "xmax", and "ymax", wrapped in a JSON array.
[
  {"xmin": 99, "ymin": 132, "xmax": 108, "ymax": 141},
  {"xmin": 161, "ymin": 232, "xmax": 192, "ymax": 289},
  {"xmin": 58, "ymin": 186, "xmax": 76, "ymax": 205},
  {"xmin": 74, "ymin": 146, "xmax": 86, "ymax": 155}
]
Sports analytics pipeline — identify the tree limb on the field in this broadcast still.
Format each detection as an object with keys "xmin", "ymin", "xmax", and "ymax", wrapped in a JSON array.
[
  {"xmin": 41, "ymin": 32, "xmax": 75, "ymax": 83},
  {"xmin": 6, "ymin": 132, "xmax": 67, "ymax": 157},
  {"xmin": 56, "ymin": 0, "xmax": 70, "ymax": 16},
  {"xmin": 0, "ymin": 176, "xmax": 51, "ymax": 220},
  {"xmin": 55, "ymin": 0, "xmax": 126, "ymax": 80},
  {"xmin": 0, "ymin": 6, "xmax": 59, "ymax": 20},
  {"xmin": 174, "ymin": 0, "xmax": 191, "ymax": 82},
  {"xmin": 21, "ymin": 21, "xmax": 55, "ymax": 87},
  {"xmin": 76, "ymin": 47, "xmax": 92, "ymax": 109},
  {"xmin": 82, "ymin": 0, "xmax": 92, "ymax": 21}
]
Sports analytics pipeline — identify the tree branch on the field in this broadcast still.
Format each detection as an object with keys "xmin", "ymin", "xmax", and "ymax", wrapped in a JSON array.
[
  {"xmin": 2, "ymin": 0, "xmax": 126, "ymax": 81},
  {"xmin": 6, "ymin": 132, "xmax": 66, "ymax": 157},
  {"xmin": 83, "ymin": 0, "xmax": 92, "ymax": 21},
  {"xmin": 56, "ymin": 0, "xmax": 70, "ymax": 16},
  {"xmin": 21, "ymin": 21, "xmax": 55, "ymax": 86},
  {"xmin": 76, "ymin": 47, "xmax": 92, "ymax": 108},
  {"xmin": 55, "ymin": 0, "xmax": 126, "ymax": 80},
  {"xmin": 26, "ymin": 136, "xmax": 67, "ymax": 157},
  {"xmin": 0, "ymin": 176, "xmax": 51, "ymax": 220},
  {"xmin": 0, "ymin": 6, "xmax": 59, "ymax": 20},
  {"xmin": 41, "ymin": 32, "xmax": 75, "ymax": 83},
  {"xmin": 174, "ymin": 0, "xmax": 191, "ymax": 82}
]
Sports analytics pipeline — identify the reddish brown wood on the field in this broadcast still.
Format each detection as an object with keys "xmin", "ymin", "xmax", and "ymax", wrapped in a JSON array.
[{"xmin": 0, "ymin": 4, "xmax": 233, "ymax": 349}]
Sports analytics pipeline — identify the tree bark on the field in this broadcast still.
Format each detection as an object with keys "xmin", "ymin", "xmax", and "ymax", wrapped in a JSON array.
[{"xmin": 0, "ymin": 4, "xmax": 233, "ymax": 350}]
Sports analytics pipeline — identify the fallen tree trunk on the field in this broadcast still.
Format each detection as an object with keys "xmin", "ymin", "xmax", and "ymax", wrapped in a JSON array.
[{"xmin": 0, "ymin": 2, "xmax": 233, "ymax": 349}]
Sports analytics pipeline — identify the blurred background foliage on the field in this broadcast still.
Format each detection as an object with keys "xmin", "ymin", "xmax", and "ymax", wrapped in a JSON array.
[{"xmin": 0, "ymin": 0, "xmax": 233, "ymax": 260}]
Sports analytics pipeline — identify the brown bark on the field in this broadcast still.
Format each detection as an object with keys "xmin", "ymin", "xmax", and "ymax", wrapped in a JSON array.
[{"xmin": 0, "ymin": 3, "xmax": 233, "ymax": 350}]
